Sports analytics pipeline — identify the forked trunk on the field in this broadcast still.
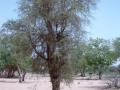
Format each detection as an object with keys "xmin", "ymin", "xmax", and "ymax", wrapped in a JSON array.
[
  {"xmin": 18, "ymin": 70, "xmax": 26, "ymax": 82},
  {"xmin": 17, "ymin": 65, "xmax": 26, "ymax": 83},
  {"xmin": 48, "ymin": 61, "xmax": 61, "ymax": 90}
]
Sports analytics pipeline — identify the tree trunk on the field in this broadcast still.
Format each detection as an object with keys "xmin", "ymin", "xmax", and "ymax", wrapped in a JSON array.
[
  {"xmin": 114, "ymin": 78, "xmax": 119, "ymax": 88},
  {"xmin": 22, "ymin": 71, "xmax": 26, "ymax": 81},
  {"xmin": 51, "ymin": 75, "xmax": 60, "ymax": 90},
  {"xmin": 17, "ymin": 65, "xmax": 22, "ymax": 83},
  {"xmin": 48, "ymin": 61, "xmax": 61, "ymax": 90},
  {"xmin": 89, "ymin": 72, "xmax": 92, "ymax": 79},
  {"xmin": 7, "ymin": 70, "xmax": 15, "ymax": 78},
  {"xmin": 17, "ymin": 69, "xmax": 22, "ymax": 83},
  {"xmin": 17, "ymin": 69, "xmax": 26, "ymax": 82},
  {"xmin": 98, "ymin": 71, "xmax": 102, "ymax": 80},
  {"xmin": 80, "ymin": 70, "xmax": 85, "ymax": 77}
]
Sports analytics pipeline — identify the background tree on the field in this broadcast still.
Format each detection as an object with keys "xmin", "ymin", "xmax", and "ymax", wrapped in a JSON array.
[
  {"xmin": 9, "ymin": 33, "xmax": 32, "ymax": 82},
  {"xmin": 2, "ymin": 0, "xmax": 97, "ymax": 90},
  {"xmin": 72, "ymin": 42, "xmax": 88, "ymax": 77},
  {"xmin": 0, "ymin": 31, "xmax": 32, "ymax": 82},
  {"xmin": 0, "ymin": 35, "xmax": 17, "ymax": 78},
  {"xmin": 111, "ymin": 37, "xmax": 120, "ymax": 75},
  {"xmin": 113, "ymin": 37, "xmax": 120, "ymax": 58},
  {"xmin": 85, "ymin": 38, "xmax": 115, "ymax": 79}
]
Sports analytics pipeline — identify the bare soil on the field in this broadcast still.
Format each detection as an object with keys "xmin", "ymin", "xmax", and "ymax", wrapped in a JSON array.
[{"xmin": 0, "ymin": 74, "xmax": 113, "ymax": 90}]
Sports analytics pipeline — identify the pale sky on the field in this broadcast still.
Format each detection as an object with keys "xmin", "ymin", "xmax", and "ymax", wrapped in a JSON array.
[
  {"xmin": 87, "ymin": 0, "xmax": 120, "ymax": 40},
  {"xmin": 0, "ymin": 0, "xmax": 120, "ymax": 40},
  {"xmin": 0, "ymin": 0, "xmax": 17, "ymax": 26}
]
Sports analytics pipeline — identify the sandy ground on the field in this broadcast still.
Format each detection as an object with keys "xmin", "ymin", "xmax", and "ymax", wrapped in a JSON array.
[{"xmin": 0, "ymin": 74, "xmax": 111, "ymax": 90}]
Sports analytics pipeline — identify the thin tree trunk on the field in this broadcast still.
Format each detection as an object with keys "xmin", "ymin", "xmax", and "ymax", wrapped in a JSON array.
[
  {"xmin": 18, "ymin": 71, "xmax": 22, "ymax": 83},
  {"xmin": 17, "ymin": 65, "xmax": 22, "ymax": 83},
  {"xmin": 80, "ymin": 69, "xmax": 85, "ymax": 77},
  {"xmin": 22, "ymin": 71, "xmax": 26, "ymax": 81},
  {"xmin": 98, "ymin": 71, "xmax": 102, "ymax": 80}
]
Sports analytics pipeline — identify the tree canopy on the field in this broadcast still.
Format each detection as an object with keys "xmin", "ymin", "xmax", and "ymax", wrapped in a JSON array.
[{"xmin": 1, "ymin": 0, "xmax": 98, "ymax": 90}]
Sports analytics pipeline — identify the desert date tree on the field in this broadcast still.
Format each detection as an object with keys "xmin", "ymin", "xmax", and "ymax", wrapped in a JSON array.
[{"xmin": 2, "ymin": 0, "xmax": 97, "ymax": 90}]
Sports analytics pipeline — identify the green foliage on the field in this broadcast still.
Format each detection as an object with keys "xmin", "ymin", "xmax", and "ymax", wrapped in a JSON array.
[
  {"xmin": 1, "ymin": 0, "xmax": 98, "ymax": 89},
  {"xmin": 113, "ymin": 37, "xmax": 120, "ymax": 58},
  {"xmin": 61, "ymin": 60, "xmax": 73, "ymax": 85},
  {"xmin": 10, "ymin": 34, "xmax": 32, "ymax": 71},
  {"xmin": 0, "ymin": 38, "xmax": 15, "ymax": 69},
  {"xmin": 85, "ymin": 38, "xmax": 115, "ymax": 75},
  {"xmin": 0, "ymin": 32, "xmax": 32, "ymax": 72},
  {"xmin": 71, "ymin": 37, "xmax": 116, "ymax": 78},
  {"xmin": 71, "ymin": 42, "xmax": 88, "ymax": 74}
]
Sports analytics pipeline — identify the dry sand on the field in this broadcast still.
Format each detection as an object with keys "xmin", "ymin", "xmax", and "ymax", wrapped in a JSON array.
[{"xmin": 0, "ymin": 74, "xmax": 109, "ymax": 90}]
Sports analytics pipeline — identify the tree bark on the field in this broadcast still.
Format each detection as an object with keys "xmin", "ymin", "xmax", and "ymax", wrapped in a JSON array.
[
  {"xmin": 51, "ymin": 74, "xmax": 60, "ymax": 90},
  {"xmin": 80, "ymin": 69, "xmax": 85, "ymax": 77},
  {"xmin": 22, "ymin": 71, "xmax": 26, "ymax": 81},
  {"xmin": 98, "ymin": 71, "xmax": 102, "ymax": 80},
  {"xmin": 48, "ymin": 61, "xmax": 61, "ymax": 90},
  {"xmin": 17, "ymin": 65, "xmax": 23, "ymax": 83},
  {"xmin": 17, "ymin": 69, "xmax": 22, "ymax": 83}
]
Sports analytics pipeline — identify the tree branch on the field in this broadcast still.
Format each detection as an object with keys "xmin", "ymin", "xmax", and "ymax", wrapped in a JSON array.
[{"xmin": 27, "ymin": 32, "xmax": 47, "ymax": 61}]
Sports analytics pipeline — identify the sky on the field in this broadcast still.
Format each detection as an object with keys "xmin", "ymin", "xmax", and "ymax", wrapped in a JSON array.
[
  {"xmin": 0, "ymin": 0, "xmax": 18, "ymax": 26},
  {"xmin": 87, "ymin": 0, "xmax": 120, "ymax": 40},
  {"xmin": 0, "ymin": 0, "xmax": 120, "ymax": 40}
]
